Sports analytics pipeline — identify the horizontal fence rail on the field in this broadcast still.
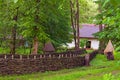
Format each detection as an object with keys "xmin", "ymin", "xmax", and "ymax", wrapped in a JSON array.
[{"xmin": 0, "ymin": 49, "xmax": 86, "ymax": 60}]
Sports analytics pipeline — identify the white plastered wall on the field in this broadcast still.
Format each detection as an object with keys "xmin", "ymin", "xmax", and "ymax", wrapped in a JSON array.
[{"xmin": 89, "ymin": 39, "xmax": 99, "ymax": 50}]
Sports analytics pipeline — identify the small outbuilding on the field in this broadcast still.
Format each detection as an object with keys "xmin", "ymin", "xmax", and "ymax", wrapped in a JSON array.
[
  {"xmin": 104, "ymin": 40, "xmax": 114, "ymax": 60},
  {"xmin": 43, "ymin": 42, "xmax": 55, "ymax": 54}
]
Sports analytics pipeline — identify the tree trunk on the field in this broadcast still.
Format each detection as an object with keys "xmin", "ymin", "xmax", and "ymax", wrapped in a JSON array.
[
  {"xmin": 30, "ymin": 43, "xmax": 32, "ymax": 54},
  {"xmin": 70, "ymin": 0, "xmax": 77, "ymax": 48},
  {"xmin": 98, "ymin": 3, "xmax": 104, "ymax": 53},
  {"xmin": 10, "ymin": 7, "xmax": 18, "ymax": 54},
  {"xmin": 99, "ymin": 24, "xmax": 105, "ymax": 54},
  {"xmin": 76, "ymin": 0, "xmax": 80, "ymax": 50},
  {"xmin": 31, "ymin": 0, "xmax": 40, "ymax": 54},
  {"xmin": 10, "ymin": 26, "xmax": 16, "ymax": 54},
  {"xmin": 70, "ymin": 0, "xmax": 80, "ymax": 49},
  {"xmin": 32, "ymin": 37, "xmax": 38, "ymax": 54}
]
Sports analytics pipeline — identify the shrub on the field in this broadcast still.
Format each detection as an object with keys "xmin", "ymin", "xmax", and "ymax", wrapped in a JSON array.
[{"xmin": 103, "ymin": 73, "xmax": 115, "ymax": 80}]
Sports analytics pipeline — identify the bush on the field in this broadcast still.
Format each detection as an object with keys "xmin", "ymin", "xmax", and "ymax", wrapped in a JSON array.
[
  {"xmin": 80, "ymin": 39, "xmax": 88, "ymax": 48},
  {"xmin": 103, "ymin": 73, "xmax": 115, "ymax": 80}
]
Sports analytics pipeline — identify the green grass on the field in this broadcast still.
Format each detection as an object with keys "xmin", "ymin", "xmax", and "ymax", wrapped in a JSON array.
[
  {"xmin": 0, "ymin": 47, "xmax": 44, "ymax": 55},
  {"xmin": 0, "ymin": 47, "xmax": 31, "ymax": 55},
  {"xmin": 0, "ymin": 47, "xmax": 10, "ymax": 54},
  {"xmin": 0, "ymin": 52, "xmax": 120, "ymax": 80},
  {"xmin": 86, "ymin": 49, "xmax": 94, "ymax": 53},
  {"xmin": 16, "ymin": 48, "xmax": 31, "ymax": 55}
]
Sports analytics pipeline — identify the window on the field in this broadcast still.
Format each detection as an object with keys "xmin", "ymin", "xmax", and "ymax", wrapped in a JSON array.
[{"xmin": 86, "ymin": 41, "xmax": 91, "ymax": 48}]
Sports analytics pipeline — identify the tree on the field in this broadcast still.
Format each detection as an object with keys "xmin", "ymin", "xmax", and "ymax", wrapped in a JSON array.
[
  {"xmin": 70, "ymin": 0, "xmax": 98, "ymax": 49},
  {"xmin": 95, "ymin": 0, "xmax": 120, "ymax": 50},
  {"xmin": 70, "ymin": 0, "xmax": 80, "ymax": 49},
  {"xmin": 0, "ymin": 0, "xmax": 21, "ymax": 54},
  {"xmin": 80, "ymin": 0, "xmax": 98, "ymax": 23},
  {"xmin": 20, "ymin": 0, "xmax": 72, "ymax": 54},
  {"xmin": 42, "ymin": 0, "xmax": 72, "ymax": 47},
  {"xmin": 0, "ymin": 0, "xmax": 98, "ymax": 54}
]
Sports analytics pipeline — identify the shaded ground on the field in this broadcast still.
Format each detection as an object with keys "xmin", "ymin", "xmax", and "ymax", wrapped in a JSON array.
[{"xmin": 0, "ymin": 52, "xmax": 120, "ymax": 80}]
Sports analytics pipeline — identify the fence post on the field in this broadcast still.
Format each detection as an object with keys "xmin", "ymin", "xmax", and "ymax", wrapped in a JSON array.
[
  {"xmin": 70, "ymin": 54, "xmax": 71, "ymax": 58},
  {"xmin": 4, "ymin": 55, "xmax": 6, "ymax": 59},
  {"xmin": 85, "ymin": 54, "xmax": 90, "ymax": 66},
  {"xmin": 39, "ymin": 55, "xmax": 41, "ymax": 58},
  {"xmin": 20, "ymin": 55, "xmax": 22, "ymax": 60},
  {"xmin": 61, "ymin": 54, "xmax": 63, "ymax": 58},
  {"xmin": 66, "ymin": 54, "xmax": 68, "ymax": 58},
  {"xmin": 34, "ymin": 55, "xmax": 36, "ymax": 59},
  {"xmin": 27, "ymin": 55, "xmax": 29, "ymax": 59},
  {"xmin": 12, "ymin": 55, "xmax": 14, "ymax": 59},
  {"xmin": 44, "ymin": 55, "xmax": 46, "ymax": 58},
  {"xmin": 58, "ymin": 54, "xmax": 61, "ymax": 58}
]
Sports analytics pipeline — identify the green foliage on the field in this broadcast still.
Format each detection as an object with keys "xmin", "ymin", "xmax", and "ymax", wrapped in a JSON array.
[
  {"xmin": 0, "ymin": 47, "xmax": 10, "ymax": 54},
  {"xmin": 0, "ymin": 0, "xmax": 73, "ymax": 52},
  {"xmin": 95, "ymin": 0, "xmax": 120, "ymax": 49},
  {"xmin": 19, "ymin": 0, "xmax": 49, "ymax": 41},
  {"xmin": 115, "ymin": 47, "xmax": 120, "ymax": 52},
  {"xmin": 80, "ymin": 39, "xmax": 87, "ymax": 48},
  {"xmin": 0, "ymin": 0, "xmax": 100, "ymax": 53},
  {"xmin": 103, "ymin": 73, "xmax": 115, "ymax": 80},
  {"xmin": 13, "ymin": 0, "xmax": 18, "ymax": 3},
  {"xmin": 41, "ymin": 0, "xmax": 72, "ymax": 47},
  {"xmin": 79, "ymin": 0, "xmax": 98, "ymax": 23},
  {"xmin": 0, "ymin": 47, "xmax": 30, "ymax": 55},
  {"xmin": 56, "ymin": 46, "xmax": 68, "ymax": 53},
  {"xmin": 16, "ymin": 47, "xmax": 30, "ymax": 55}
]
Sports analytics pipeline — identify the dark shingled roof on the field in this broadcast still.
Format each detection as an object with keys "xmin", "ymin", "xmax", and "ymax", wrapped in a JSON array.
[
  {"xmin": 79, "ymin": 24, "xmax": 100, "ymax": 38},
  {"xmin": 43, "ymin": 42, "xmax": 55, "ymax": 52}
]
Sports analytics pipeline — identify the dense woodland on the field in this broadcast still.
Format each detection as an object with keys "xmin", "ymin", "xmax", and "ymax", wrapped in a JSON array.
[
  {"xmin": 95, "ymin": 0, "xmax": 120, "ymax": 51},
  {"xmin": 0, "ymin": 0, "xmax": 120, "ymax": 54},
  {"xmin": 0, "ymin": 0, "xmax": 98, "ymax": 54}
]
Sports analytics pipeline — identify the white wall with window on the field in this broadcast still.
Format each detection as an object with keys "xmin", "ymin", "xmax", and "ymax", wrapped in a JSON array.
[{"xmin": 88, "ymin": 39, "xmax": 99, "ymax": 50}]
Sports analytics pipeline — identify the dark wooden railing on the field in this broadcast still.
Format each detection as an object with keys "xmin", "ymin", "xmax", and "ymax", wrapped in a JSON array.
[
  {"xmin": 0, "ymin": 49, "xmax": 98, "ymax": 75},
  {"xmin": 0, "ymin": 49, "xmax": 86, "ymax": 60}
]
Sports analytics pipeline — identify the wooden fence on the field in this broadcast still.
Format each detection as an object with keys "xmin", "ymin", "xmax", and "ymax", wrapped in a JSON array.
[{"xmin": 0, "ymin": 49, "xmax": 98, "ymax": 75}]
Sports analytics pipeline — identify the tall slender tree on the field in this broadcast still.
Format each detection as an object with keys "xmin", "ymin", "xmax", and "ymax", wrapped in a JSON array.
[
  {"xmin": 32, "ymin": 0, "xmax": 41, "ymax": 54},
  {"xmin": 0, "ymin": 0, "xmax": 20, "ymax": 54},
  {"xmin": 97, "ymin": 0, "xmax": 105, "ymax": 52},
  {"xmin": 10, "ymin": 7, "xmax": 18, "ymax": 54},
  {"xmin": 70, "ymin": 0, "xmax": 80, "ymax": 49}
]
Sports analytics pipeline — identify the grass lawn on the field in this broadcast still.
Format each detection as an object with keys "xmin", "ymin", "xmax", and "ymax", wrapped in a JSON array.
[
  {"xmin": 0, "ymin": 47, "xmax": 31, "ymax": 55},
  {"xmin": 0, "ymin": 52, "xmax": 120, "ymax": 80}
]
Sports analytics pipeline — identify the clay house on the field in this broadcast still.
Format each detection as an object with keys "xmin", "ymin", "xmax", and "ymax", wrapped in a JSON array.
[{"xmin": 67, "ymin": 24, "xmax": 104, "ymax": 50}]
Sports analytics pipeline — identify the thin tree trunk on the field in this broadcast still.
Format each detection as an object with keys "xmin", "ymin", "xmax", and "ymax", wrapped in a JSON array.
[
  {"xmin": 10, "ymin": 7, "xmax": 18, "ymax": 54},
  {"xmin": 31, "ymin": 0, "xmax": 40, "ymax": 54},
  {"xmin": 30, "ymin": 43, "xmax": 32, "ymax": 54},
  {"xmin": 99, "ymin": 24, "xmax": 103, "ymax": 31},
  {"xmin": 70, "ymin": 0, "xmax": 77, "ymax": 48},
  {"xmin": 76, "ymin": 0, "xmax": 80, "ymax": 49},
  {"xmin": 10, "ymin": 26, "xmax": 16, "ymax": 54},
  {"xmin": 98, "ymin": 2, "xmax": 104, "ymax": 53},
  {"xmin": 70, "ymin": 0, "xmax": 80, "ymax": 50},
  {"xmin": 99, "ymin": 24, "xmax": 105, "ymax": 53},
  {"xmin": 32, "ymin": 37, "xmax": 38, "ymax": 54},
  {"xmin": 74, "ymin": 14, "xmax": 77, "ymax": 49}
]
